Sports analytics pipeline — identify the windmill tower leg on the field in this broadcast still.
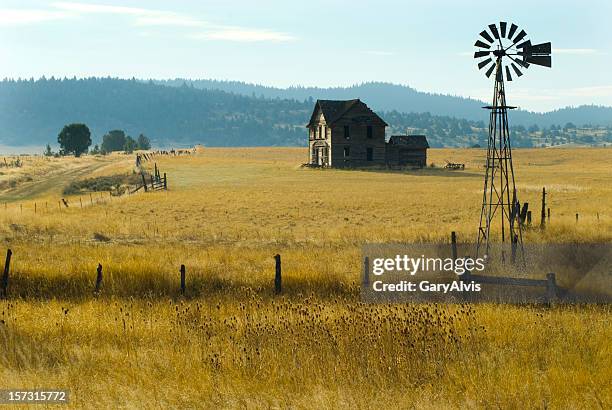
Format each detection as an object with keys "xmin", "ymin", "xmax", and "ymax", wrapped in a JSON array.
[{"xmin": 476, "ymin": 59, "xmax": 524, "ymax": 261}]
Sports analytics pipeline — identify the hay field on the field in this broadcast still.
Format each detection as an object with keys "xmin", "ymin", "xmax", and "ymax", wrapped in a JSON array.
[{"xmin": 0, "ymin": 147, "xmax": 610, "ymax": 408}]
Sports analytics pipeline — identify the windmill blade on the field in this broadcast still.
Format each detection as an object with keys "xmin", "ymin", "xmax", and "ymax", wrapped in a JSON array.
[
  {"xmin": 474, "ymin": 50, "xmax": 491, "ymax": 58},
  {"xmin": 488, "ymin": 24, "xmax": 500, "ymax": 39},
  {"xmin": 513, "ymin": 29, "xmax": 527, "ymax": 44},
  {"xmin": 510, "ymin": 62, "xmax": 523, "ymax": 77},
  {"xmin": 478, "ymin": 58, "xmax": 493, "ymax": 69},
  {"xmin": 475, "ymin": 40, "xmax": 491, "ymax": 49},
  {"xmin": 500, "ymin": 22, "xmax": 507, "ymax": 38},
  {"xmin": 505, "ymin": 65, "xmax": 512, "ymax": 81},
  {"xmin": 516, "ymin": 40, "xmax": 531, "ymax": 50},
  {"xmin": 525, "ymin": 55, "xmax": 551, "ymax": 67},
  {"xmin": 480, "ymin": 30, "xmax": 494, "ymax": 44},
  {"xmin": 507, "ymin": 23, "xmax": 518, "ymax": 40},
  {"xmin": 485, "ymin": 63, "xmax": 496, "ymax": 78},
  {"xmin": 509, "ymin": 55, "xmax": 530, "ymax": 69}
]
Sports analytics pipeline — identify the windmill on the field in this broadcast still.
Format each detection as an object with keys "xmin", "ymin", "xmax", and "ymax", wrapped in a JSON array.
[{"xmin": 473, "ymin": 22, "xmax": 551, "ymax": 260}]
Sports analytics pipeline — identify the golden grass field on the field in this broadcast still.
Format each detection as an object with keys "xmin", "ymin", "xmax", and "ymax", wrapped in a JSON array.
[{"xmin": 0, "ymin": 147, "xmax": 610, "ymax": 408}]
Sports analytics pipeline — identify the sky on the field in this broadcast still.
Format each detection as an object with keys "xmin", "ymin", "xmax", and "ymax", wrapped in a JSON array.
[{"xmin": 0, "ymin": 0, "xmax": 610, "ymax": 112}]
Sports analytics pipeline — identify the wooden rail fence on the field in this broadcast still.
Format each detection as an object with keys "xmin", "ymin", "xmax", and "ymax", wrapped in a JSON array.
[{"xmin": 450, "ymin": 231, "xmax": 559, "ymax": 303}]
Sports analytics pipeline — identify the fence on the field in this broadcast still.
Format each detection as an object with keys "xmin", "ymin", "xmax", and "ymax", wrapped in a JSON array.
[
  {"xmin": 449, "ymin": 231, "xmax": 559, "ymax": 303},
  {"xmin": 0, "ymin": 249, "xmax": 283, "ymax": 299},
  {"xmin": 130, "ymin": 163, "xmax": 167, "ymax": 193}
]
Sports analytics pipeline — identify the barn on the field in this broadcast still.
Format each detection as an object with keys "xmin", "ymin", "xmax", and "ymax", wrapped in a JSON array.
[{"xmin": 306, "ymin": 99, "xmax": 429, "ymax": 168}]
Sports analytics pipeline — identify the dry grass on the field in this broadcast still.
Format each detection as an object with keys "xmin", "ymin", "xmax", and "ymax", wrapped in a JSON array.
[{"xmin": 0, "ymin": 147, "xmax": 610, "ymax": 408}]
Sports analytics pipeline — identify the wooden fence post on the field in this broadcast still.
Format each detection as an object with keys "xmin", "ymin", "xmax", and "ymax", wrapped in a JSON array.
[
  {"xmin": 274, "ymin": 254, "xmax": 282, "ymax": 294},
  {"xmin": 576, "ymin": 213, "xmax": 579, "ymax": 223},
  {"xmin": 163, "ymin": 173, "xmax": 167, "ymax": 190},
  {"xmin": 511, "ymin": 234, "xmax": 518, "ymax": 264},
  {"xmin": 540, "ymin": 187, "xmax": 546, "ymax": 228},
  {"xmin": 80, "ymin": 197, "xmax": 83, "ymax": 208},
  {"xmin": 363, "ymin": 256, "xmax": 370, "ymax": 286},
  {"xmin": 527, "ymin": 211, "xmax": 532, "ymax": 225},
  {"xmin": 451, "ymin": 231, "xmax": 457, "ymax": 260},
  {"xmin": 1, "ymin": 249, "xmax": 12, "ymax": 298},
  {"xmin": 34, "ymin": 203, "xmax": 37, "ymax": 214},
  {"xmin": 141, "ymin": 174, "xmax": 148, "ymax": 192},
  {"xmin": 546, "ymin": 272, "xmax": 557, "ymax": 304},
  {"xmin": 94, "ymin": 264, "xmax": 103, "ymax": 295},
  {"xmin": 547, "ymin": 207, "xmax": 550, "ymax": 223},
  {"xmin": 180, "ymin": 264, "xmax": 186, "ymax": 295}
]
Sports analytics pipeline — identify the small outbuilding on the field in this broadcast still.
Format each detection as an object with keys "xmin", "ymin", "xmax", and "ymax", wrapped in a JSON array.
[{"xmin": 385, "ymin": 135, "xmax": 429, "ymax": 168}]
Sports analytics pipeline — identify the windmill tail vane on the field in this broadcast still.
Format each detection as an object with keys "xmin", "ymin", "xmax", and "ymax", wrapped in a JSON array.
[{"xmin": 473, "ymin": 21, "xmax": 552, "ymax": 262}]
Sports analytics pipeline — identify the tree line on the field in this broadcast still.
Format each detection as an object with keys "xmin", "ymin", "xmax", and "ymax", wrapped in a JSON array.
[{"xmin": 50, "ymin": 123, "xmax": 151, "ymax": 157}]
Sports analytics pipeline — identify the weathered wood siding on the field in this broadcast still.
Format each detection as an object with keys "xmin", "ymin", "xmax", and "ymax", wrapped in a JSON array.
[
  {"xmin": 329, "ymin": 104, "xmax": 386, "ymax": 168},
  {"xmin": 385, "ymin": 146, "xmax": 427, "ymax": 167}
]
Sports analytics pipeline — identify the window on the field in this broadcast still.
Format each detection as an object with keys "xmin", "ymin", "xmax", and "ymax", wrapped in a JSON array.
[
  {"xmin": 366, "ymin": 147, "xmax": 373, "ymax": 161},
  {"xmin": 367, "ymin": 126, "xmax": 373, "ymax": 139},
  {"xmin": 344, "ymin": 125, "xmax": 350, "ymax": 139},
  {"xmin": 318, "ymin": 126, "xmax": 322, "ymax": 139},
  {"xmin": 343, "ymin": 146, "xmax": 350, "ymax": 157}
]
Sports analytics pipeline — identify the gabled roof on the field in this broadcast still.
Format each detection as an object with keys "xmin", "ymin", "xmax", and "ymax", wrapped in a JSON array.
[
  {"xmin": 388, "ymin": 135, "xmax": 430, "ymax": 149},
  {"xmin": 307, "ymin": 99, "xmax": 388, "ymax": 127}
]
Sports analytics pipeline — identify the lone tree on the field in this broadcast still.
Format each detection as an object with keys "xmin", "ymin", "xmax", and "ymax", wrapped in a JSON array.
[
  {"xmin": 57, "ymin": 123, "xmax": 91, "ymax": 157},
  {"xmin": 137, "ymin": 133, "xmax": 151, "ymax": 150},
  {"xmin": 101, "ymin": 130, "xmax": 127, "ymax": 153},
  {"xmin": 124, "ymin": 136, "xmax": 137, "ymax": 153}
]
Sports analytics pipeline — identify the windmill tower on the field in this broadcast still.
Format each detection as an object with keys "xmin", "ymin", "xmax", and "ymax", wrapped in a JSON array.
[{"xmin": 473, "ymin": 22, "xmax": 551, "ymax": 259}]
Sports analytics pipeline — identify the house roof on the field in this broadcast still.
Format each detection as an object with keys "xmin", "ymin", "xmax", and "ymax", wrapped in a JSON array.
[
  {"xmin": 388, "ymin": 135, "xmax": 430, "ymax": 149},
  {"xmin": 307, "ymin": 99, "xmax": 388, "ymax": 127}
]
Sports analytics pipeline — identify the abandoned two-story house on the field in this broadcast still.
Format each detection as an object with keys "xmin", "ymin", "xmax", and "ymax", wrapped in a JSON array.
[{"xmin": 306, "ymin": 99, "xmax": 429, "ymax": 168}]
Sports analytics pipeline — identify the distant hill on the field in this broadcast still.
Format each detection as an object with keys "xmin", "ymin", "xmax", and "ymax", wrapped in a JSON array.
[
  {"xmin": 0, "ymin": 78, "xmax": 610, "ymax": 149},
  {"xmin": 154, "ymin": 79, "xmax": 612, "ymax": 127}
]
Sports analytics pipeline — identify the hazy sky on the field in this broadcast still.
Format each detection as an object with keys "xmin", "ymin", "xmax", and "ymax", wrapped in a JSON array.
[{"xmin": 0, "ymin": 0, "xmax": 610, "ymax": 112}]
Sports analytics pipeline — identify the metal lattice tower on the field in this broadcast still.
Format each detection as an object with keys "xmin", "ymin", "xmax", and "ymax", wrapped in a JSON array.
[{"xmin": 472, "ymin": 22, "xmax": 552, "ymax": 259}]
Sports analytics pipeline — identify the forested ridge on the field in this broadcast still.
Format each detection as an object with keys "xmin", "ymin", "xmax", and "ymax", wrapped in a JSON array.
[{"xmin": 1, "ymin": 77, "xmax": 610, "ymax": 148}]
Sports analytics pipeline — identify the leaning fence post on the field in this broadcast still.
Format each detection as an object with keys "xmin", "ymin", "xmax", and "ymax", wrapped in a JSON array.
[
  {"xmin": 94, "ymin": 263, "xmax": 103, "ymax": 295},
  {"xmin": 180, "ymin": 264, "xmax": 186, "ymax": 295},
  {"xmin": 163, "ymin": 173, "xmax": 167, "ymax": 190},
  {"xmin": 1, "ymin": 249, "xmax": 12, "ymax": 298},
  {"xmin": 546, "ymin": 272, "xmax": 557, "ymax": 304},
  {"xmin": 363, "ymin": 256, "xmax": 370, "ymax": 286},
  {"xmin": 274, "ymin": 254, "xmax": 282, "ymax": 294}
]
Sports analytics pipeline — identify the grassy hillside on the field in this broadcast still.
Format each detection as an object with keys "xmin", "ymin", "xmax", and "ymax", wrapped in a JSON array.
[{"xmin": 0, "ymin": 148, "xmax": 610, "ymax": 408}]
